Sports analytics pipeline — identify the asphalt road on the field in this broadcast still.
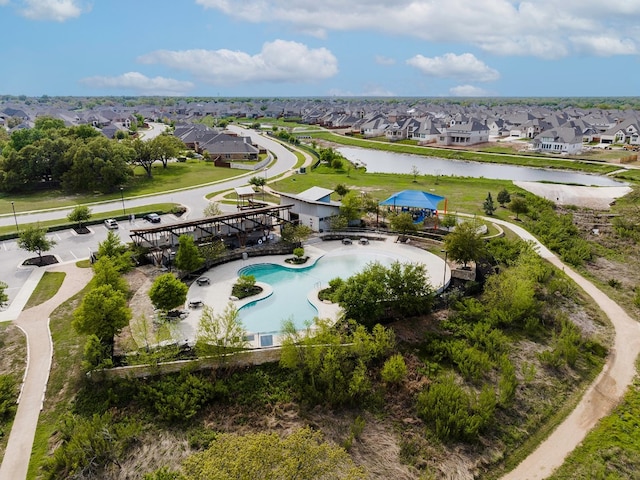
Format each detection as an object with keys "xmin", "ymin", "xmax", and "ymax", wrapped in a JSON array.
[{"xmin": 0, "ymin": 127, "xmax": 297, "ymax": 314}]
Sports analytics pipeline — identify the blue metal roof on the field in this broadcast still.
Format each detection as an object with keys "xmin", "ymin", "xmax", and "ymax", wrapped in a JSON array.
[{"xmin": 379, "ymin": 190, "xmax": 445, "ymax": 210}]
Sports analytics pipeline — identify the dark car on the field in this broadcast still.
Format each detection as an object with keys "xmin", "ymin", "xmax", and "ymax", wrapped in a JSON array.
[{"xmin": 143, "ymin": 213, "xmax": 161, "ymax": 223}]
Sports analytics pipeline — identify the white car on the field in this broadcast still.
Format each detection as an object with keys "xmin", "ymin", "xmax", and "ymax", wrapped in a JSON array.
[{"xmin": 104, "ymin": 218, "xmax": 119, "ymax": 229}]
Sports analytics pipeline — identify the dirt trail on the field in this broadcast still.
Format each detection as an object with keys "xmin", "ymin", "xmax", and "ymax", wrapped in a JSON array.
[
  {"xmin": 494, "ymin": 221, "xmax": 640, "ymax": 480},
  {"xmin": 0, "ymin": 263, "xmax": 93, "ymax": 480}
]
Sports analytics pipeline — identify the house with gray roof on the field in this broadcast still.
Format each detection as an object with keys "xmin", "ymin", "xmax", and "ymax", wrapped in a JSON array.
[
  {"xmin": 532, "ymin": 126, "xmax": 584, "ymax": 154},
  {"xmin": 437, "ymin": 121, "xmax": 489, "ymax": 146}
]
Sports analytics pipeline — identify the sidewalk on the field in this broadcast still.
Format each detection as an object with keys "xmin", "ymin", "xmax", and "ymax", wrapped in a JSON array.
[{"xmin": 0, "ymin": 262, "xmax": 93, "ymax": 480}]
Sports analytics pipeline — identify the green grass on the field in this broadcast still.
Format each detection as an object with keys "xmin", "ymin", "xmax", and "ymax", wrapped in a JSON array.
[
  {"xmin": 0, "ymin": 160, "xmax": 248, "ymax": 216},
  {"xmin": 270, "ymin": 164, "xmax": 522, "ymax": 219},
  {"xmin": 548, "ymin": 371, "xmax": 640, "ymax": 479},
  {"xmin": 27, "ymin": 287, "xmax": 89, "ymax": 480},
  {"xmin": 309, "ymin": 131, "xmax": 620, "ymax": 175},
  {"xmin": 23, "ymin": 272, "xmax": 66, "ymax": 310}
]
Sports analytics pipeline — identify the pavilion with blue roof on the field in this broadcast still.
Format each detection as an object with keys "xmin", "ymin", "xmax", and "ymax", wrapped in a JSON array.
[{"xmin": 379, "ymin": 190, "xmax": 447, "ymax": 223}]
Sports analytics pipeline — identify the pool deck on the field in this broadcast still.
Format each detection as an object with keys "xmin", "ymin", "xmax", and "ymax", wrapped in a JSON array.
[{"xmin": 177, "ymin": 236, "xmax": 450, "ymax": 348}]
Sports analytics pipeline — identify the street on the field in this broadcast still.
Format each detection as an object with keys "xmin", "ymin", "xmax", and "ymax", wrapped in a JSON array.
[{"xmin": 0, "ymin": 127, "xmax": 297, "ymax": 315}]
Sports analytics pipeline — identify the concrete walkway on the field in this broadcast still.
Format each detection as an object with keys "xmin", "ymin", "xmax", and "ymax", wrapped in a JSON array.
[{"xmin": 0, "ymin": 262, "xmax": 93, "ymax": 480}]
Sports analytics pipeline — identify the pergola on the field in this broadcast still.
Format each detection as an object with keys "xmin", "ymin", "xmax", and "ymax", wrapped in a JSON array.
[{"xmin": 129, "ymin": 204, "xmax": 294, "ymax": 265}]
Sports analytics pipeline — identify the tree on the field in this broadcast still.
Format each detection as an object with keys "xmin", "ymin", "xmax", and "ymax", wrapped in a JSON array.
[
  {"xmin": 510, "ymin": 196, "xmax": 528, "ymax": 220},
  {"xmin": 200, "ymin": 239, "xmax": 226, "ymax": 267},
  {"xmin": 195, "ymin": 303, "xmax": 248, "ymax": 357},
  {"xmin": 334, "ymin": 183, "xmax": 349, "ymax": 199},
  {"xmin": 410, "ymin": 164, "xmax": 420, "ymax": 182},
  {"xmin": 17, "ymin": 224, "xmax": 56, "ymax": 266},
  {"xmin": 248, "ymin": 175, "xmax": 266, "ymax": 201},
  {"xmin": 389, "ymin": 212, "xmax": 417, "ymax": 235},
  {"xmin": 150, "ymin": 134, "xmax": 185, "ymax": 169},
  {"xmin": 149, "ymin": 273, "xmax": 188, "ymax": 312},
  {"xmin": 339, "ymin": 190, "xmax": 363, "ymax": 223},
  {"xmin": 97, "ymin": 230, "xmax": 132, "ymax": 273},
  {"xmin": 67, "ymin": 205, "xmax": 92, "ymax": 231},
  {"xmin": 497, "ymin": 188, "xmax": 511, "ymax": 207},
  {"xmin": 92, "ymin": 256, "xmax": 129, "ymax": 294},
  {"xmin": 483, "ymin": 192, "xmax": 496, "ymax": 216},
  {"xmin": 128, "ymin": 138, "xmax": 156, "ymax": 177},
  {"xmin": 72, "ymin": 284, "xmax": 131, "ymax": 346},
  {"xmin": 0, "ymin": 281, "xmax": 8, "ymax": 308},
  {"xmin": 202, "ymin": 201, "xmax": 222, "ymax": 217},
  {"xmin": 175, "ymin": 235, "xmax": 204, "ymax": 276},
  {"xmin": 280, "ymin": 223, "xmax": 312, "ymax": 244},
  {"xmin": 181, "ymin": 427, "xmax": 365, "ymax": 479},
  {"xmin": 444, "ymin": 220, "xmax": 486, "ymax": 268}
]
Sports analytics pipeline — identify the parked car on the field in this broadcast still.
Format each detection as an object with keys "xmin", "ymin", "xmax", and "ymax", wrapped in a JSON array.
[
  {"xmin": 143, "ymin": 213, "xmax": 161, "ymax": 223},
  {"xmin": 104, "ymin": 218, "xmax": 119, "ymax": 229}
]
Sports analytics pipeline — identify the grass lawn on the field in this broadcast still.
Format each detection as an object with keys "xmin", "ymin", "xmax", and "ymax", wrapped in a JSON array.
[
  {"xmin": 23, "ymin": 272, "xmax": 66, "ymax": 310},
  {"xmin": 270, "ymin": 164, "xmax": 523, "ymax": 220},
  {"xmin": 0, "ymin": 160, "xmax": 247, "ymax": 216}
]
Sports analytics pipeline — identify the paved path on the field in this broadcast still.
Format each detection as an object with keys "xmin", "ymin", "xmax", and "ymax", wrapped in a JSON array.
[
  {"xmin": 0, "ymin": 262, "xmax": 93, "ymax": 480},
  {"xmin": 489, "ymin": 219, "xmax": 640, "ymax": 480}
]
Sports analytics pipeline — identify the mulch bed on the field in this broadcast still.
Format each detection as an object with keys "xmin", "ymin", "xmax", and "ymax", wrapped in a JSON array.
[{"xmin": 22, "ymin": 255, "xmax": 59, "ymax": 267}]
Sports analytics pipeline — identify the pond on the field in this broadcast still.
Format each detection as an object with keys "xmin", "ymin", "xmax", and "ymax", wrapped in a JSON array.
[{"xmin": 337, "ymin": 146, "xmax": 624, "ymax": 187}]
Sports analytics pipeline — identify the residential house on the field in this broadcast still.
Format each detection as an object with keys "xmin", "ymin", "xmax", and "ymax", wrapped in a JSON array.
[
  {"xmin": 532, "ymin": 126, "xmax": 584, "ymax": 154},
  {"xmin": 600, "ymin": 118, "xmax": 640, "ymax": 145},
  {"xmin": 437, "ymin": 121, "xmax": 489, "ymax": 146}
]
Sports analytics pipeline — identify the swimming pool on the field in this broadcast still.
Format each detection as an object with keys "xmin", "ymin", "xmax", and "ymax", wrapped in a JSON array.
[{"xmin": 237, "ymin": 251, "xmax": 406, "ymax": 335}]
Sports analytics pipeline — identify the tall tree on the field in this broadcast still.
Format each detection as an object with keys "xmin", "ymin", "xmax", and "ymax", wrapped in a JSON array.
[
  {"xmin": 175, "ymin": 235, "xmax": 204, "ymax": 275},
  {"xmin": 17, "ymin": 225, "xmax": 56, "ymax": 266},
  {"xmin": 72, "ymin": 284, "xmax": 131, "ymax": 348},
  {"xmin": 510, "ymin": 196, "xmax": 528, "ymax": 220},
  {"xmin": 149, "ymin": 273, "xmax": 188, "ymax": 313},
  {"xmin": 248, "ymin": 175, "xmax": 266, "ymax": 201},
  {"xmin": 483, "ymin": 192, "xmax": 496, "ymax": 216},
  {"xmin": 195, "ymin": 303, "xmax": 247, "ymax": 357},
  {"xmin": 128, "ymin": 138, "xmax": 156, "ymax": 177},
  {"xmin": 67, "ymin": 205, "xmax": 92, "ymax": 231},
  {"xmin": 150, "ymin": 134, "xmax": 185, "ymax": 169},
  {"xmin": 97, "ymin": 230, "xmax": 132, "ymax": 273},
  {"xmin": 497, "ymin": 188, "xmax": 511, "ymax": 207},
  {"xmin": 444, "ymin": 220, "xmax": 486, "ymax": 268}
]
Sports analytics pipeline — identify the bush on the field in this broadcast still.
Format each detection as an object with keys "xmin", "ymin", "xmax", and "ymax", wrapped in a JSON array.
[
  {"xmin": 381, "ymin": 353, "xmax": 408, "ymax": 385},
  {"xmin": 0, "ymin": 374, "xmax": 17, "ymax": 420},
  {"xmin": 416, "ymin": 374, "xmax": 496, "ymax": 441},
  {"xmin": 137, "ymin": 370, "xmax": 217, "ymax": 423}
]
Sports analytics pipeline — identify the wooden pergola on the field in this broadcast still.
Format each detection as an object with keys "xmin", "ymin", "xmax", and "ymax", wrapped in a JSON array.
[{"xmin": 129, "ymin": 204, "xmax": 294, "ymax": 264}]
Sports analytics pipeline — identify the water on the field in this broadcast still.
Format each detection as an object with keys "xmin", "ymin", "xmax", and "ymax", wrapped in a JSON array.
[
  {"xmin": 337, "ymin": 146, "xmax": 624, "ymax": 187},
  {"xmin": 238, "ymin": 251, "xmax": 402, "ymax": 333}
]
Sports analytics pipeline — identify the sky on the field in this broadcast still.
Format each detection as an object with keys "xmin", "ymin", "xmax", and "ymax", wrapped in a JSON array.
[{"xmin": 0, "ymin": 0, "xmax": 639, "ymax": 98}]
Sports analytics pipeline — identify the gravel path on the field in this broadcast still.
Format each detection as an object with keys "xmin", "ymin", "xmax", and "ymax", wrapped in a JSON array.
[{"xmin": 492, "ymin": 219, "xmax": 640, "ymax": 480}]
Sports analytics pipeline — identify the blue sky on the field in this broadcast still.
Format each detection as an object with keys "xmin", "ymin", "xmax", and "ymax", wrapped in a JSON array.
[{"xmin": 1, "ymin": 0, "xmax": 639, "ymax": 97}]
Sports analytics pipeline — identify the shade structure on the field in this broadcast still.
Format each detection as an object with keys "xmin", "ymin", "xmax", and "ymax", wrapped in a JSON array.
[{"xmin": 379, "ymin": 190, "xmax": 445, "ymax": 211}]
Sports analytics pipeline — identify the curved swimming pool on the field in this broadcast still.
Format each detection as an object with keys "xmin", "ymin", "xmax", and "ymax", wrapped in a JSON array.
[{"xmin": 237, "ymin": 251, "xmax": 406, "ymax": 334}]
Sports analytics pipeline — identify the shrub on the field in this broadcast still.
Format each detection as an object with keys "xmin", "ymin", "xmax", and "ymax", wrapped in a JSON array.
[
  {"xmin": 0, "ymin": 375, "xmax": 17, "ymax": 420},
  {"xmin": 381, "ymin": 353, "xmax": 408, "ymax": 385}
]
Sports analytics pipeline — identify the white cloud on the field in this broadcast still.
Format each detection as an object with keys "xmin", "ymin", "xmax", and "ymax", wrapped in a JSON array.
[
  {"xmin": 20, "ymin": 0, "xmax": 85, "ymax": 21},
  {"xmin": 375, "ymin": 55, "xmax": 396, "ymax": 66},
  {"xmin": 407, "ymin": 53, "xmax": 500, "ymax": 82},
  {"xmin": 570, "ymin": 36, "xmax": 637, "ymax": 56},
  {"xmin": 449, "ymin": 85, "xmax": 490, "ymax": 97},
  {"xmin": 0, "ymin": 0, "xmax": 10, "ymax": 6},
  {"xmin": 138, "ymin": 40, "xmax": 338, "ymax": 85},
  {"xmin": 80, "ymin": 72, "xmax": 194, "ymax": 96},
  {"xmin": 196, "ymin": 0, "xmax": 640, "ymax": 58}
]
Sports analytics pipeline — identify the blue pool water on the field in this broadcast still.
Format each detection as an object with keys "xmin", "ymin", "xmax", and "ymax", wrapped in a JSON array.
[{"xmin": 238, "ymin": 251, "xmax": 402, "ymax": 334}]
